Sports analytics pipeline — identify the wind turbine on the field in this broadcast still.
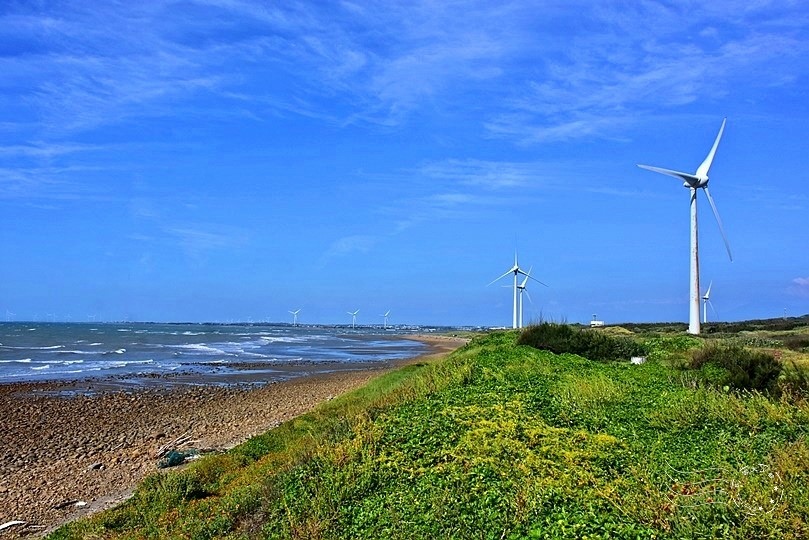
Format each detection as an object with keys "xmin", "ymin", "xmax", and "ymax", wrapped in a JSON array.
[
  {"xmin": 489, "ymin": 252, "xmax": 546, "ymax": 329},
  {"xmin": 347, "ymin": 309, "xmax": 359, "ymax": 329},
  {"xmin": 638, "ymin": 118, "xmax": 733, "ymax": 335},
  {"xmin": 702, "ymin": 281, "xmax": 716, "ymax": 324},
  {"xmin": 289, "ymin": 308, "xmax": 301, "ymax": 326},
  {"xmin": 381, "ymin": 310, "xmax": 391, "ymax": 329},
  {"xmin": 517, "ymin": 267, "xmax": 533, "ymax": 329}
]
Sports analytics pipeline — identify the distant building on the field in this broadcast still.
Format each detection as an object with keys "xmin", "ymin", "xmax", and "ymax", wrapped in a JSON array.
[{"xmin": 590, "ymin": 314, "xmax": 604, "ymax": 328}]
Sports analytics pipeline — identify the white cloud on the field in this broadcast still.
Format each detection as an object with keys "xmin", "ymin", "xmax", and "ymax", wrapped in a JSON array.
[
  {"xmin": 791, "ymin": 277, "xmax": 809, "ymax": 298},
  {"xmin": 321, "ymin": 234, "xmax": 377, "ymax": 260},
  {"xmin": 164, "ymin": 224, "xmax": 247, "ymax": 255}
]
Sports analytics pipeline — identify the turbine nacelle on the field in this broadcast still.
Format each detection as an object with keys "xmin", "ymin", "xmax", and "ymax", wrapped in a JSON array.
[{"xmin": 683, "ymin": 176, "xmax": 708, "ymax": 189}]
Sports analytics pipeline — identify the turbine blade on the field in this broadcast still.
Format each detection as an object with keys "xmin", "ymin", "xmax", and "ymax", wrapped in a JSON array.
[
  {"xmin": 524, "ymin": 289, "xmax": 533, "ymax": 304},
  {"xmin": 705, "ymin": 281, "xmax": 713, "ymax": 299},
  {"xmin": 702, "ymin": 186, "xmax": 733, "ymax": 261},
  {"xmin": 708, "ymin": 300, "xmax": 718, "ymax": 317},
  {"xmin": 488, "ymin": 269, "xmax": 513, "ymax": 286},
  {"xmin": 637, "ymin": 164, "xmax": 699, "ymax": 184},
  {"xmin": 527, "ymin": 274, "xmax": 549, "ymax": 287},
  {"xmin": 520, "ymin": 266, "xmax": 533, "ymax": 288},
  {"xmin": 696, "ymin": 118, "xmax": 726, "ymax": 178}
]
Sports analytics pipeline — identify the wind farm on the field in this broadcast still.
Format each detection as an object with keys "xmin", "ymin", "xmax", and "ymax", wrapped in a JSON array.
[{"xmin": 2, "ymin": 3, "xmax": 808, "ymax": 538}]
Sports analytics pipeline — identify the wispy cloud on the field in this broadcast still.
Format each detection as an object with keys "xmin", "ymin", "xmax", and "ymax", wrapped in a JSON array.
[
  {"xmin": 0, "ymin": 165, "xmax": 106, "ymax": 200},
  {"xmin": 417, "ymin": 158, "xmax": 542, "ymax": 189},
  {"xmin": 164, "ymin": 225, "xmax": 247, "ymax": 255},
  {"xmin": 485, "ymin": 3, "xmax": 809, "ymax": 142},
  {"xmin": 318, "ymin": 234, "xmax": 378, "ymax": 268},
  {"xmin": 790, "ymin": 277, "xmax": 809, "ymax": 298}
]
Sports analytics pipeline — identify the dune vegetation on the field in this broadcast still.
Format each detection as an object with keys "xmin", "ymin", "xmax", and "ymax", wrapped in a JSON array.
[{"xmin": 51, "ymin": 321, "xmax": 809, "ymax": 539}]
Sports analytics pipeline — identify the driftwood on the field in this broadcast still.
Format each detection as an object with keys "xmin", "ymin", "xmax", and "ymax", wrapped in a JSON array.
[
  {"xmin": 53, "ymin": 500, "xmax": 88, "ymax": 510},
  {"xmin": 154, "ymin": 432, "xmax": 197, "ymax": 459},
  {"xmin": 0, "ymin": 521, "xmax": 27, "ymax": 531}
]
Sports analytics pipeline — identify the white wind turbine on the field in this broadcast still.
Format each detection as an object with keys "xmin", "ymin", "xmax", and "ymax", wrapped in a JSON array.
[
  {"xmin": 489, "ymin": 252, "xmax": 546, "ymax": 329},
  {"xmin": 381, "ymin": 310, "xmax": 391, "ymax": 329},
  {"xmin": 347, "ymin": 309, "xmax": 359, "ymax": 329},
  {"xmin": 638, "ymin": 118, "xmax": 733, "ymax": 335},
  {"xmin": 517, "ymin": 267, "xmax": 533, "ymax": 329},
  {"xmin": 289, "ymin": 308, "xmax": 301, "ymax": 326},
  {"xmin": 702, "ymin": 281, "xmax": 716, "ymax": 324}
]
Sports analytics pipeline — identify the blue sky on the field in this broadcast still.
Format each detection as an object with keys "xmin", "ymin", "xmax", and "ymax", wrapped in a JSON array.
[{"xmin": 1, "ymin": 0, "xmax": 807, "ymax": 327}]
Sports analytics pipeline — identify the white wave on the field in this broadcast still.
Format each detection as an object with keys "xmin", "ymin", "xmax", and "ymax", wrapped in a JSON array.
[
  {"xmin": 170, "ymin": 343, "xmax": 231, "ymax": 355},
  {"xmin": 182, "ymin": 331, "xmax": 206, "ymax": 336},
  {"xmin": 236, "ymin": 351, "xmax": 273, "ymax": 359},
  {"xmin": 0, "ymin": 358, "xmax": 33, "ymax": 363},
  {"xmin": 2, "ymin": 344, "xmax": 64, "ymax": 350},
  {"xmin": 106, "ymin": 359, "xmax": 154, "ymax": 368},
  {"xmin": 257, "ymin": 336, "xmax": 304, "ymax": 344},
  {"xmin": 31, "ymin": 364, "xmax": 51, "ymax": 370}
]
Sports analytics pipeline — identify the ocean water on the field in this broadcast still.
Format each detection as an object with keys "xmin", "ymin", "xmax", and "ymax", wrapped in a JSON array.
[{"xmin": 0, "ymin": 322, "xmax": 429, "ymax": 383}]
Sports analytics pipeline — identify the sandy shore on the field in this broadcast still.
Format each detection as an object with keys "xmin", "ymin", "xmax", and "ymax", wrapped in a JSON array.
[{"xmin": 0, "ymin": 335, "xmax": 468, "ymax": 537}]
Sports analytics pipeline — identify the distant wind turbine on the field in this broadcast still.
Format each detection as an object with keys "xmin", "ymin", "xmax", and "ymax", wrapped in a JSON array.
[
  {"xmin": 517, "ymin": 267, "xmax": 534, "ymax": 329},
  {"xmin": 347, "ymin": 309, "xmax": 359, "ymax": 329},
  {"xmin": 489, "ymin": 252, "xmax": 546, "ymax": 329},
  {"xmin": 702, "ymin": 281, "xmax": 717, "ymax": 324},
  {"xmin": 381, "ymin": 310, "xmax": 391, "ymax": 329},
  {"xmin": 638, "ymin": 118, "xmax": 733, "ymax": 335},
  {"xmin": 289, "ymin": 308, "xmax": 301, "ymax": 326}
]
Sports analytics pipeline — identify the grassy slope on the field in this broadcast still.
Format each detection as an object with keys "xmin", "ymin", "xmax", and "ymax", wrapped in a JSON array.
[{"xmin": 52, "ymin": 331, "xmax": 809, "ymax": 539}]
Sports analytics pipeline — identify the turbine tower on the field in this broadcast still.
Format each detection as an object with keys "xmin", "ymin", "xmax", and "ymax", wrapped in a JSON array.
[
  {"xmin": 347, "ymin": 309, "xmax": 359, "ymax": 329},
  {"xmin": 489, "ymin": 252, "xmax": 546, "ymax": 329},
  {"xmin": 517, "ymin": 267, "xmax": 533, "ymax": 329},
  {"xmin": 289, "ymin": 308, "xmax": 301, "ymax": 326},
  {"xmin": 381, "ymin": 310, "xmax": 391, "ymax": 329},
  {"xmin": 638, "ymin": 118, "xmax": 733, "ymax": 335},
  {"xmin": 702, "ymin": 281, "xmax": 715, "ymax": 324}
]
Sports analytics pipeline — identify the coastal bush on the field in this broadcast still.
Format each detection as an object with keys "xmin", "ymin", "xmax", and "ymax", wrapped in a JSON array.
[
  {"xmin": 784, "ymin": 335, "xmax": 809, "ymax": 351},
  {"xmin": 780, "ymin": 360, "xmax": 809, "ymax": 401},
  {"xmin": 690, "ymin": 344, "xmax": 782, "ymax": 393},
  {"xmin": 518, "ymin": 322, "xmax": 647, "ymax": 362}
]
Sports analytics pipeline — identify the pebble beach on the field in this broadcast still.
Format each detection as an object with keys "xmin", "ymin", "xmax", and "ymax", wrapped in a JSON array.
[{"xmin": 0, "ymin": 335, "xmax": 468, "ymax": 537}]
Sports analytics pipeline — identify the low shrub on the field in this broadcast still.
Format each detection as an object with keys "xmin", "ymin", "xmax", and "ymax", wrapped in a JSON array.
[
  {"xmin": 780, "ymin": 360, "xmax": 809, "ymax": 401},
  {"xmin": 784, "ymin": 335, "xmax": 809, "ymax": 351},
  {"xmin": 518, "ymin": 322, "xmax": 647, "ymax": 362},
  {"xmin": 690, "ymin": 344, "xmax": 782, "ymax": 393}
]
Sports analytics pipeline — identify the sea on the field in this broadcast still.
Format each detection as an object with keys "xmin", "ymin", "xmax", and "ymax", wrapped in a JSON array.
[{"xmin": 0, "ymin": 322, "xmax": 432, "ymax": 384}]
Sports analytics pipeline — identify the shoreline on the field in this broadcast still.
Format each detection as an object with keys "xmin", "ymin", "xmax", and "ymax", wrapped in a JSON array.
[{"xmin": 0, "ymin": 334, "xmax": 469, "ymax": 537}]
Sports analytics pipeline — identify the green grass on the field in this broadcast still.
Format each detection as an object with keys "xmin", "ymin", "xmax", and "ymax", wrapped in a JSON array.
[{"xmin": 51, "ymin": 330, "xmax": 809, "ymax": 539}]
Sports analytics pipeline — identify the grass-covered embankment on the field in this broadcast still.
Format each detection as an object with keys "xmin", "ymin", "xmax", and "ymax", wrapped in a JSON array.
[{"xmin": 53, "ymin": 330, "xmax": 809, "ymax": 539}]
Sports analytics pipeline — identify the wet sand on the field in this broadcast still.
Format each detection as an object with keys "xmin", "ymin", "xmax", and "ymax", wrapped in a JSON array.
[{"xmin": 0, "ymin": 335, "xmax": 468, "ymax": 537}]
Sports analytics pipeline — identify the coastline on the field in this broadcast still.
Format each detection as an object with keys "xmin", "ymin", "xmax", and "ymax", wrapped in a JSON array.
[{"xmin": 0, "ymin": 334, "xmax": 469, "ymax": 537}]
